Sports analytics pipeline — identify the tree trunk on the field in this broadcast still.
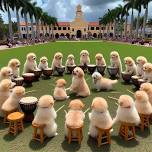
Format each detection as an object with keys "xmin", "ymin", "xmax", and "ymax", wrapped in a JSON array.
[
  {"xmin": 113, "ymin": 20, "xmax": 116, "ymax": 39},
  {"xmin": 136, "ymin": 11, "xmax": 140, "ymax": 38},
  {"xmin": 16, "ymin": 8, "xmax": 22, "ymax": 39},
  {"xmin": 7, "ymin": 6, "xmax": 13, "ymax": 41},
  {"xmin": 142, "ymin": 4, "xmax": 148, "ymax": 39},
  {"xmin": 24, "ymin": 13, "xmax": 29, "ymax": 39},
  {"xmin": 30, "ymin": 16, "xmax": 35, "ymax": 42},
  {"xmin": 130, "ymin": 8, "xmax": 134, "ymax": 38},
  {"xmin": 36, "ymin": 19, "xmax": 40, "ymax": 39},
  {"xmin": 51, "ymin": 24, "xmax": 54, "ymax": 39},
  {"xmin": 99, "ymin": 25, "xmax": 101, "ymax": 39},
  {"xmin": 125, "ymin": 15, "xmax": 128, "ymax": 38}
]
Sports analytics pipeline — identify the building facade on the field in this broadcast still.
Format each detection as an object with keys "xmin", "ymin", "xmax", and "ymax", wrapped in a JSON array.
[{"xmin": 20, "ymin": 4, "xmax": 131, "ymax": 39}]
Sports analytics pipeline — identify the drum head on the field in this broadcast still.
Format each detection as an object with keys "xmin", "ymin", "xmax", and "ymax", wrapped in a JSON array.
[
  {"xmin": 131, "ymin": 75, "xmax": 138, "ymax": 79},
  {"xmin": 14, "ymin": 77, "xmax": 24, "ymax": 81},
  {"xmin": 20, "ymin": 96, "xmax": 38, "ymax": 104},
  {"xmin": 23, "ymin": 73, "xmax": 34, "ymax": 77}
]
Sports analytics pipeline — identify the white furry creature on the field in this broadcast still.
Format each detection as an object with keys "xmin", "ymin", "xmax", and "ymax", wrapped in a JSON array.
[
  {"xmin": 88, "ymin": 97, "xmax": 113, "ymax": 138},
  {"xmin": 136, "ymin": 56, "xmax": 147, "ymax": 78},
  {"xmin": 140, "ymin": 83, "xmax": 152, "ymax": 105},
  {"xmin": 38, "ymin": 56, "xmax": 48, "ymax": 70},
  {"xmin": 95, "ymin": 53, "xmax": 106, "ymax": 66},
  {"xmin": 51, "ymin": 52, "xmax": 63, "ymax": 71},
  {"xmin": 142, "ymin": 62, "xmax": 152, "ymax": 83},
  {"xmin": 8, "ymin": 58, "xmax": 21, "ymax": 79},
  {"xmin": 0, "ymin": 79, "xmax": 12, "ymax": 117},
  {"xmin": 110, "ymin": 51, "xmax": 122, "ymax": 77},
  {"xmin": 53, "ymin": 79, "xmax": 69, "ymax": 101},
  {"xmin": 124, "ymin": 57, "xmax": 137, "ymax": 75},
  {"xmin": 80, "ymin": 50, "xmax": 90, "ymax": 66},
  {"xmin": 70, "ymin": 67, "xmax": 90, "ymax": 97},
  {"xmin": 65, "ymin": 99, "xmax": 85, "ymax": 137},
  {"xmin": 92, "ymin": 72, "xmax": 118, "ymax": 91},
  {"xmin": 2, "ymin": 86, "xmax": 25, "ymax": 112},
  {"xmin": 135, "ymin": 90, "xmax": 152, "ymax": 115},
  {"xmin": 0, "ymin": 66, "xmax": 13, "ymax": 81},
  {"xmin": 33, "ymin": 95, "xmax": 57, "ymax": 137},
  {"xmin": 113, "ymin": 95, "xmax": 140, "ymax": 125},
  {"xmin": 65, "ymin": 54, "xmax": 76, "ymax": 66},
  {"xmin": 23, "ymin": 52, "xmax": 38, "ymax": 73}
]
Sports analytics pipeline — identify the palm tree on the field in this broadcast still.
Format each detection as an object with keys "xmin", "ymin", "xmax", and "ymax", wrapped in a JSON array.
[
  {"xmin": 50, "ymin": 16, "xmax": 58, "ymax": 39},
  {"xmin": 142, "ymin": 0, "xmax": 151, "ymax": 38},
  {"xmin": 124, "ymin": 0, "xmax": 136, "ymax": 38},
  {"xmin": 41, "ymin": 12, "xmax": 49, "ymax": 37}
]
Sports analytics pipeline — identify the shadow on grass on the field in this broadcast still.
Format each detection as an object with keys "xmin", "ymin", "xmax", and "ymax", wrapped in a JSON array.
[
  {"xmin": 121, "ymin": 81, "xmax": 132, "ymax": 86},
  {"xmin": 111, "ymin": 135, "xmax": 139, "ymax": 148},
  {"xmin": 3, "ymin": 133, "xmax": 19, "ymax": 141},
  {"xmin": 87, "ymin": 136, "xmax": 111, "ymax": 152},
  {"xmin": 61, "ymin": 139, "xmax": 81, "ymax": 152},
  {"xmin": 29, "ymin": 137, "xmax": 53, "ymax": 150},
  {"xmin": 135, "ymin": 127, "xmax": 150, "ymax": 138}
]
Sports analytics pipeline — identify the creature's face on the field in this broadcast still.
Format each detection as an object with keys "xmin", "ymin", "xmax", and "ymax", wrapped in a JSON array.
[
  {"xmin": 143, "ymin": 63, "xmax": 152, "ymax": 73},
  {"xmin": 41, "ymin": 59, "xmax": 47, "ymax": 64},
  {"xmin": 68, "ymin": 55, "xmax": 74, "ymax": 61},
  {"xmin": 92, "ymin": 72, "xmax": 102, "ymax": 81},
  {"xmin": 69, "ymin": 99, "xmax": 84, "ymax": 110},
  {"xmin": 13, "ymin": 86, "xmax": 25, "ymax": 98},
  {"xmin": 1, "ymin": 67, "xmax": 13, "ymax": 78},
  {"xmin": 96, "ymin": 54, "xmax": 103, "ymax": 61},
  {"xmin": 110, "ymin": 52, "xmax": 119, "ymax": 61},
  {"xmin": 9, "ymin": 59, "xmax": 20, "ymax": 69},
  {"xmin": 135, "ymin": 91, "xmax": 148, "ymax": 103},
  {"xmin": 119, "ymin": 95, "xmax": 133, "ymax": 109},
  {"xmin": 56, "ymin": 79, "xmax": 66, "ymax": 87},
  {"xmin": 136, "ymin": 57, "xmax": 147, "ymax": 66},
  {"xmin": 72, "ymin": 67, "xmax": 84, "ymax": 78},
  {"xmin": 27, "ymin": 53, "xmax": 36, "ymax": 63},
  {"xmin": 140, "ymin": 83, "xmax": 152, "ymax": 93},
  {"xmin": 124, "ymin": 57, "xmax": 134, "ymax": 66},
  {"xmin": 80, "ymin": 50, "xmax": 89, "ymax": 58},
  {"xmin": 55, "ymin": 53, "xmax": 63, "ymax": 60}
]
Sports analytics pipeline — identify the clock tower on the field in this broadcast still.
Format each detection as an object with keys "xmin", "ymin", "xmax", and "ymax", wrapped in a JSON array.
[{"xmin": 75, "ymin": 4, "xmax": 84, "ymax": 21}]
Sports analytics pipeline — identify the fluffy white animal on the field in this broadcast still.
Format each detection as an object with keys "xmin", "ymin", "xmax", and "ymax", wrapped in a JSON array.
[
  {"xmin": 92, "ymin": 72, "xmax": 118, "ymax": 91},
  {"xmin": 38, "ymin": 56, "xmax": 48, "ymax": 70},
  {"xmin": 136, "ymin": 56, "xmax": 147, "ymax": 78},
  {"xmin": 65, "ymin": 54, "xmax": 76, "ymax": 66},
  {"xmin": 113, "ymin": 95, "xmax": 140, "ymax": 125},
  {"xmin": 33, "ymin": 95, "xmax": 57, "ymax": 137},
  {"xmin": 124, "ymin": 57, "xmax": 137, "ymax": 75},
  {"xmin": 51, "ymin": 52, "xmax": 63, "ymax": 71},
  {"xmin": 88, "ymin": 97, "xmax": 113, "ymax": 138},
  {"xmin": 0, "ymin": 66, "xmax": 13, "ymax": 81},
  {"xmin": 8, "ymin": 58, "xmax": 20, "ymax": 78},
  {"xmin": 80, "ymin": 50, "xmax": 90, "ymax": 66},
  {"xmin": 140, "ymin": 83, "xmax": 152, "ymax": 105},
  {"xmin": 65, "ymin": 99, "xmax": 85, "ymax": 137},
  {"xmin": 95, "ymin": 53, "xmax": 106, "ymax": 66},
  {"xmin": 0, "ymin": 79, "xmax": 12, "ymax": 117},
  {"xmin": 143, "ymin": 62, "xmax": 152, "ymax": 83},
  {"xmin": 53, "ymin": 79, "xmax": 69, "ymax": 101},
  {"xmin": 135, "ymin": 90, "xmax": 152, "ymax": 115},
  {"xmin": 110, "ymin": 51, "xmax": 122, "ymax": 77},
  {"xmin": 23, "ymin": 52, "xmax": 38, "ymax": 73},
  {"xmin": 70, "ymin": 67, "xmax": 90, "ymax": 97},
  {"xmin": 2, "ymin": 86, "xmax": 25, "ymax": 112}
]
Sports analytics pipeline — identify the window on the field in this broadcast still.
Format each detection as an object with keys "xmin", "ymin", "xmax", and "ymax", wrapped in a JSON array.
[
  {"xmin": 72, "ymin": 28, "xmax": 74, "ymax": 32},
  {"xmin": 46, "ymin": 27, "xmax": 47, "ymax": 30},
  {"xmin": 111, "ymin": 27, "xmax": 113, "ymax": 30},
  {"xmin": 54, "ymin": 27, "xmax": 57, "ymax": 30},
  {"xmin": 91, "ymin": 27, "xmax": 94, "ymax": 30},
  {"xmin": 84, "ymin": 28, "xmax": 86, "ymax": 32},
  {"xmin": 63, "ymin": 27, "xmax": 66, "ymax": 30},
  {"xmin": 96, "ymin": 27, "xmax": 99, "ymax": 30},
  {"xmin": 58, "ymin": 27, "xmax": 61, "ymax": 30},
  {"xmin": 50, "ymin": 27, "xmax": 51, "ymax": 30},
  {"xmin": 68, "ymin": 27, "xmax": 70, "ymax": 30},
  {"xmin": 22, "ymin": 27, "xmax": 24, "ymax": 31},
  {"xmin": 41, "ymin": 27, "xmax": 43, "ymax": 30},
  {"xmin": 88, "ymin": 27, "xmax": 89, "ymax": 30}
]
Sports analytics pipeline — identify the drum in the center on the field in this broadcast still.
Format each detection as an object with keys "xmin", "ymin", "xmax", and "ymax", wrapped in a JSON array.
[
  {"xmin": 19, "ymin": 96, "xmax": 38, "ymax": 122},
  {"xmin": 22, "ymin": 73, "xmax": 35, "ymax": 86},
  {"xmin": 87, "ymin": 64, "xmax": 96, "ymax": 74}
]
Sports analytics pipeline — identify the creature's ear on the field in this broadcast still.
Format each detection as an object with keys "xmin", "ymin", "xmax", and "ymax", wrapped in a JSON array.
[
  {"xmin": 2, "ymin": 71, "xmax": 7, "ymax": 77},
  {"xmin": 78, "ymin": 70, "xmax": 84, "ymax": 78}
]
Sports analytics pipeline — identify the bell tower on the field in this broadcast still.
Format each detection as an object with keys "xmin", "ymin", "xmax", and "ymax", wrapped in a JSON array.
[{"xmin": 75, "ymin": 4, "xmax": 84, "ymax": 20}]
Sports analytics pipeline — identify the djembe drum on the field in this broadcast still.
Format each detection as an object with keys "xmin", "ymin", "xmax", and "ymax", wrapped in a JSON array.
[
  {"xmin": 131, "ymin": 75, "xmax": 139, "ymax": 88},
  {"xmin": 66, "ymin": 65, "xmax": 77, "ymax": 74},
  {"xmin": 42, "ymin": 68, "xmax": 53, "ymax": 78},
  {"xmin": 13, "ymin": 77, "xmax": 24, "ymax": 86},
  {"xmin": 19, "ymin": 97, "xmax": 38, "ymax": 122},
  {"xmin": 121, "ymin": 72, "xmax": 132, "ymax": 83},
  {"xmin": 96, "ymin": 65, "xmax": 106, "ymax": 75},
  {"xmin": 56, "ymin": 66, "xmax": 65, "ymax": 76},
  {"xmin": 107, "ymin": 66, "xmax": 119, "ymax": 78},
  {"xmin": 22, "ymin": 73, "xmax": 35, "ymax": 86},
  {"xmin": 33, "ymin": 69, "xmax": 42, "ymax": 81},
  {"xmin": 138, "ymin": 79, "xmax": 146, "ymax": 87},
  {"xmin": 87, "ymin": 64, "xmax": 96, "ymax": 75},
  {"xmin": 79, "ymin": 64, "xmax": 87, "ymax": 72}
]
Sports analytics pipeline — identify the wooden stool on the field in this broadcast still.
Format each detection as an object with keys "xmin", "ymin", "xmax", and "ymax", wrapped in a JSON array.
[
  {"xmin": 96, "ymin": 127, "xmax": 111, "ymax": 147},
  {"xmin": 7, "ymin": 112, "xmax": 24, "ymax": 136},
  {"xmin": 3, "ymin": 109, "xmax": 18, "ymax": 124},
  {"xmin": 67, "ymin": 125, "xmax": 83, "ymax": 144},
  {"xmin": 32, "ymin": 122, "xmax": 45, "ymax": 144},
  {"xmin": 119, "ymin": 122, "xmax": 136, "ymax": 141},
  {"xmin": 139, "ymin": 114, "xmax": 150, "ymax": 132}
]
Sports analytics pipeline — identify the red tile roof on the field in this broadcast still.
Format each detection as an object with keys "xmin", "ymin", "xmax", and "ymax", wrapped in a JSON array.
[
  {"xmin": 88, "ymin": 22, "xmax": 99, "ymax": 26},
  {"xmin": 58, "ymin": 22, "xmax": 70, "ymax": 26}
]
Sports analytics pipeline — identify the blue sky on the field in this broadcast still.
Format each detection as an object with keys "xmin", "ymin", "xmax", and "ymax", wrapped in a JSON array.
[{"xmin": 1, "ymin": 0, "xmax": 152, "ymax": 23}]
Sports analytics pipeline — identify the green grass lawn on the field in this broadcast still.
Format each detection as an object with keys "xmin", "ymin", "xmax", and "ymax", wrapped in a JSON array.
[{"xmin": 0, "ymin": 41, "xmax": 152, "ymax": 152}]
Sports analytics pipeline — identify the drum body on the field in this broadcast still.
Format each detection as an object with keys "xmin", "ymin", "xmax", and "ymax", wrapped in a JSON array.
[
  {"xmin": 14, "ymin": 77, "xmax": 24, "ymax": 86},
  {"xmin": 107, "ymin": 66, "xmax": 119, "ymax": 78},
  {"xmin": 19, "ymin": 97, "xmax": 38, "ymax": 122},
  {"xmin": 97, "ymin": 65, "xmax": 106, "ymax": 75},
  {"xmin": 33, "ymin": 69, "xmax": 42, "ymax": 80},
  {"xmin": 138, "ymin": 79, "xmax": 146, "ymax": 87},
  {"xmin": 87, "ymin": 64, "xmax": 96, "ymax": 74},
  {"xmin": 56, "ymin": 66, "xmax": 65, "ymax": 76},
  {"xmin": 121, "ymin": 72, "xmax": 132, "ymax": 83},
  {"xmin": 67, "ymin": 65, "xmax": 76, "ymax": 74},
  {"xmin": 131, "ymin": 75, "xmax": 140, "ymax": 88},
  {"xmin": 22, "ymin": 73, "xmax": 34, "ymax": 86},
  {"xmin": 42, "ymin": 68, "xmax": 53, "ymax": 77}
]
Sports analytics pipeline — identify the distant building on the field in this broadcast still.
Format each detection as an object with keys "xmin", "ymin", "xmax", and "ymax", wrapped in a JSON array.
[{"xmin": 20, "ymin": 4, "xmax": 131, "ymax": 39}]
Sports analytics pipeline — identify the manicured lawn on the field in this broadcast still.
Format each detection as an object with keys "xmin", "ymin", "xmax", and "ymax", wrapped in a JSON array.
[{"xmin": 0, "ymin": 41, "xmax": 152, "ymax": 152}]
